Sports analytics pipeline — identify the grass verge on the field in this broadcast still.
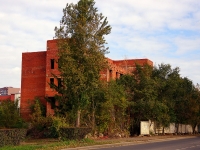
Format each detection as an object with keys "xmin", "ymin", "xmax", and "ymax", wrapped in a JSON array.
[{"xmin": 0, "ymin": 138, "xmax": 112, "ymax": 150}]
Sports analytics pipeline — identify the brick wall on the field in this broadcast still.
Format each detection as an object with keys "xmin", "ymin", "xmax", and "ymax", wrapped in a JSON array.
[
  {"xmin": 45, "ymin": 40, "xmax": 61, "ymax": 115},
  {"xmin": 100, "ymin": 58, "xmax": 153, "ymax": 82},
  {"xmin": 0, "ymin": 95, "xmax": 12, "ymax": 101},
  {"xmin": 113, "ymin": 59, "xmax": 153, "ymax": 71},
  {"xmin": 20, "ymin": 51, "xmax": 46, "ymax": 120},
  {"xmin": 45, "ymin": 40, "xmax": 60, "ymax": 97}
]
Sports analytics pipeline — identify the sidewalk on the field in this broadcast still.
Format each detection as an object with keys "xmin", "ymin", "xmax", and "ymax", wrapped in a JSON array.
[{"xmin": 62, "ymin": 135, "xmax": 198, "ymax": 150}]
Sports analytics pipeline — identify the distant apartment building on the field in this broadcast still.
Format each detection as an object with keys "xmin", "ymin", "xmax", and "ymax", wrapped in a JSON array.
[
  {"xmin": 0, "ymin": 87, "xmax": 20, "ymax": 95},
  {"xmin": 21, "ymin": 39, "xmax": 153, "ymax": 120}
]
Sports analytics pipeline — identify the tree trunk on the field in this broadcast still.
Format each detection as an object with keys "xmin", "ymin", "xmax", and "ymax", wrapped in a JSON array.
[
  {"xmin": 91, "ymin": 97, "xmax": 96, "ymax": 132},
  {"xmin": 176, "ymin": 123, "xmax": 179, "ymax": 134},
  {"xmin": 162, "ymin": 127, "xmax": 165, "ymax": 135},
  {"xmin": 76, "ymin": 110, "xmax": 81, "ymax": 127},
  {"xmin": 92, "ymin": 109, "xmax": 95, "ymax": 130},
  {"xmin": 192, "ymin": 124, "xmax": 197, "ymax": 134}
]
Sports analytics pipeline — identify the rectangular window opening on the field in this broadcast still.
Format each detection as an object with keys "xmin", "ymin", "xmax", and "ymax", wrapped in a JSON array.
[
  {"xmin": 51, "ymin": 59, "xmax": 54, "ymax": 69},
  {"xmin": 109, "ymin": 70, "xmax": 112, "ymax": 80},
  {"xmin": 49, "ymin": 97, "xmax": 55, "ymax": 109},
  {"xmin": 50, "ymin": 78, "xmax": 54, "ymax": 88}
]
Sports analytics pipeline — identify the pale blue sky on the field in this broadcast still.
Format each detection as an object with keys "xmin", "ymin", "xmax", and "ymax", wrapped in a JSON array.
[{"xmin": 0, "ymin": 0, "xmax": 200, "ymax": 88}]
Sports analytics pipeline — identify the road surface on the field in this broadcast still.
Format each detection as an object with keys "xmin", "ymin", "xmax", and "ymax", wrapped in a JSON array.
[{"xmin": 100, "ymin": 136, "xmax": 200, "ymax": 150}]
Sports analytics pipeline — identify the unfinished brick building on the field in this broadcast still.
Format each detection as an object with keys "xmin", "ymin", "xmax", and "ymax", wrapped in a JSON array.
[{"xmin": 20, "ymin": 39, "xmax": 153, "ymax": 120}]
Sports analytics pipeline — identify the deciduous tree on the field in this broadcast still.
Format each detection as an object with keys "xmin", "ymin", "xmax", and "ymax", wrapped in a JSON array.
[{"xmin": 54, "ymin": 0, "xmax": 111, "ymax": 127}]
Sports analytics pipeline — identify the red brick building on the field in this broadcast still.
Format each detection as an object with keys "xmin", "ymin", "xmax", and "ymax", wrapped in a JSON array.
[
  {"xmin": 0, "ymin": 93, "xmax": 21, "ymax": 108},
  {"xmin": 20, "ymin": 40, "xmax": 153, "ymax": 120},
  {"xmin": 0, "ymin": 95, "xmax": 15, "ymax": 102}
]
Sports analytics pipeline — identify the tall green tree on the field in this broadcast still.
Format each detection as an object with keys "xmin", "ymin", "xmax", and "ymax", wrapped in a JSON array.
[
  {"xmin": 106, "ymin": 80, "xmax": 128, "ymax": 135},
  {"xmin": 130, "ymin": 64, "xmax": 157, "ymax": 135},
  {"xmin": 54, "ymin": 0, "xmax": 111, "ymax": 127},
  {"xmin": 152, "ymin": 63, "xmax": 180, "ymax": 133},
  {"xmin": 118, "ymin": 64, "xmax": 157, "ymax": 135},
  {"xmin": 173, "ymin": 77, "xmax": 193, "ymax": 127},
  {"xmin": 92, "ymin": 80, "xmax": 128, "ymax": 136},
  {"xmin": 182, "ymin": 83, "xmax": 200, "ymax": 133}
]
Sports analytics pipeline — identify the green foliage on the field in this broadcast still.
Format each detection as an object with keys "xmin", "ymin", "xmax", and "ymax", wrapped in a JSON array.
[
  {"xmin": 1, "ymin": 145, "xmax": 42, "ymax": 150},
  {"xmin": 0, "ymin": 138, "xmax": 97, "ymax": 150},
  {"xmin": 30, "ymin": 99, "xmax": 46, "ymax": 130},
  {"xmin": 107, "ymin": 81, "xmax": 128, "ymax": 132},
  {"xmin": 183, "ymin": 84, "xmax": 200, "ymax": 132},
  {"xmin": 0, "ymin": 99, "xmax": 27, "ymax": 129},
  {"xmin": 95, "ymin": 98, "xmax": 112, "ymax": 134},
  {"xmin": 46, "ymin": 116, "xmax": 69, "ymax": 138},
  {"xmin": 150, "ymin": 64, "xmax": 182, "ymax": 131},
  {"xmin": 118, "ymin": 64, "xmax": 157, "ymax": 135},
  {"xmin": 79, "ymin": 81, "xmax": 107, "ymax": 130},
  {"xmin": 0, "ymin": 129, "xmax": 27, "ymax": 147},
  {"xmin": 173, "ymin": 77, "xmax": 193, "ymax": 124},
  {"xmin": 92, "ymin": 80, "xmax": 129, "ymax": 135},
  {"xmin": 48, "ymin": 61, "xmax": 200, "ymax": 136},
  {"xmin": 117, "ymin": 63, "xmax": 199, "ymax": 135},
  {"xmin": 29, "ymin": 98, "xmax": 69, "ymax": 138},
  {"xmin": 46, "ymin": 0, "xmax": 200, "ymax": 134},
  {"xmin": 29, "ymin": 97, "xmax": 46, "ymax": 117},
  {"xmin": 54, "ymin": 0, "xmax": 111, "ymax": 127},
  {"xmin": 59, "ymin": 127, "xmax": 92, "ymax": 140}
]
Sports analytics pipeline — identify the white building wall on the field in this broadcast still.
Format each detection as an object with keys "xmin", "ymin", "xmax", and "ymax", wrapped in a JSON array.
[{"xmin": 141, "ymin": 121, "xmax": 199, "ymax": 135}]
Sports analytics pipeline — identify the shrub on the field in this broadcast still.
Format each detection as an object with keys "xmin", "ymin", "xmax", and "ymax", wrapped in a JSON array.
[
  {"xmin": 28, "ymin": 116, "xmax": 69, "ymax": 138},
  {"xmin": 59, "ymin": 127, "xmax": 92, "ymax": 140},
  {"xmin": 29, "ymin": 98, "xmax": 46, "ymax": 130},
  {"xmin": 29, "ymin": 99, "xmax": 50, "ymax": 138},
  {"xmin": 0, "ymin": 129, "xmax": 27, "ymax": 147},
  {"xmin": 29, "ymin": 99, "xmax": 69, "ymax": 138},
  {"xmin": 45, "ymin": 116, "xmax": 69, "ymax": 138},
  {"xmin": 0, "ymin": 99, "xmax": 27, "ymax": 129}
]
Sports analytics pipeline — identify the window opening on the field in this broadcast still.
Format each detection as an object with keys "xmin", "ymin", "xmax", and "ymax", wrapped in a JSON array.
[
  {"xmin": 109, "ymin": 70, "xmax": 112, "ymax": 80},
  {"xmin": 50, "ymin": 78, "xmax": 54, "ymax": 88},
  {"xmin": 48, "ymin": 97, "xmax": 55, "ymax": 109},
  {"xmin": 51, "ymin": 59, "xmax": 54, "ymax": 69}
]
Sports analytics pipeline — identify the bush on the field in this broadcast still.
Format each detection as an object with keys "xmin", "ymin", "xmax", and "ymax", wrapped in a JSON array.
[
  {"xmin": 0, "ymin": 99, "xmax": 27, "ymax": 129},
  {"xmin": 29, "ymin": 98, "xmax": 46, "ymax": 130},
  {"xmin": 59, "ymin": 127, "xmax": 92, "ymax": 140},
  {"xmin": 28, "ymin": 116, "xmax": 69, "ymax": 138},
  {"xmin": 27, "ymin": 116, "xmax": 53, "ymax": 138},
  {"xmin": 29, "ymin": 99, "xmax": 69, "ymax": 138},
  {"xmin": 45, "ymin": 116, "xmax": 69, "ymax": 138},
  {"xmin": 0, "ymin": 129, "xmax": 27, "ymax": 147}
]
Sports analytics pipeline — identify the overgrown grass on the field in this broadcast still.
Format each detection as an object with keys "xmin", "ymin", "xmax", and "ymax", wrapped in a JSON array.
[
  {"xmin": 1, "ymin": 145, "xmax": 43, "ymax": 150},
  {"xmin": 0, "ymin": 138, "xmax": 99, "ymax": 150}
]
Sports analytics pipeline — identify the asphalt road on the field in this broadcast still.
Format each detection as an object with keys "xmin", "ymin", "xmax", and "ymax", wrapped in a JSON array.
[{"xmin": 100, "ymin": 136, "xmax": 200, "ymax": 150}]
